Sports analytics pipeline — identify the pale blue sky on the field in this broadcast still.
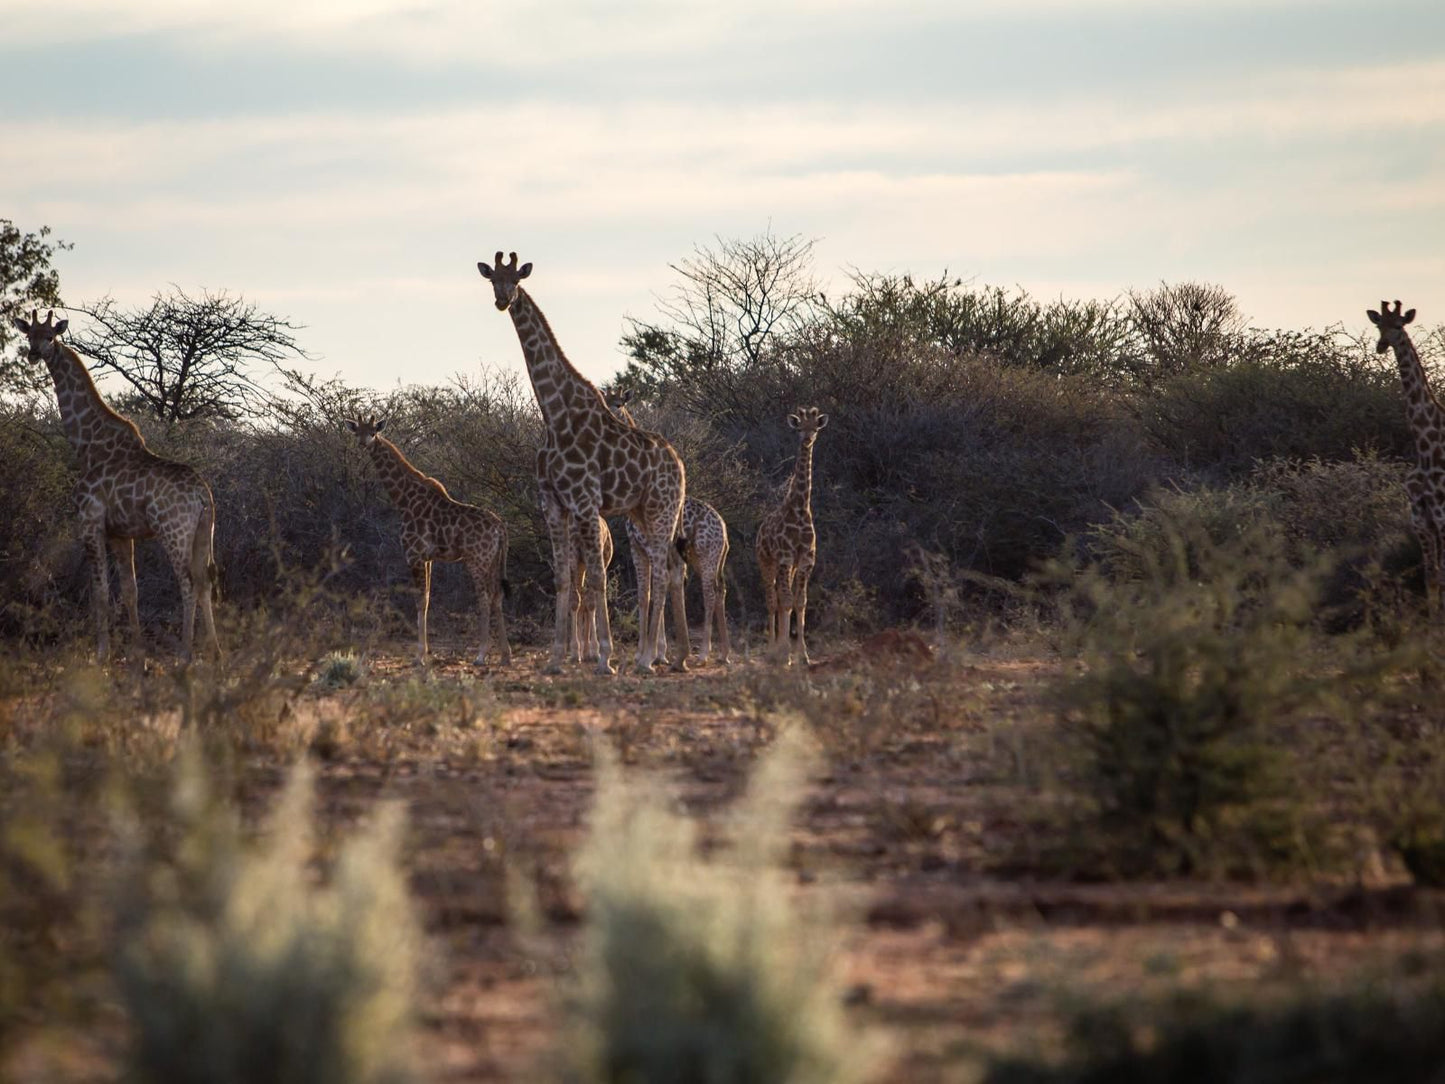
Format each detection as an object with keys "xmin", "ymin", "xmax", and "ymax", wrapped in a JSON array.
[{"xmin": 3, "ymin": 0, "xmax": 1443, "ymax": 390}]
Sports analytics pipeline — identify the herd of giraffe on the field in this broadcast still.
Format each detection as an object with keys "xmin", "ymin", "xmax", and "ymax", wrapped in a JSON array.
[
  {"xmin": 10, "ymin": 285, "xmax": 1437, "ymax": 674},
  {"xmin": 9, "ymin": 252, "xmax": 826, "ymax": 673}
]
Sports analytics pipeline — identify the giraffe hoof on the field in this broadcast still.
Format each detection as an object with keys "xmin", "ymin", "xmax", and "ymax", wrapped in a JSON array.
[
  {"xmin": 596, "ymin": 662, "xmax": 618, "ymax": 676},
  {"xmin": 542, "ymin": 661, "xmax": 565, "ymax": 676}
]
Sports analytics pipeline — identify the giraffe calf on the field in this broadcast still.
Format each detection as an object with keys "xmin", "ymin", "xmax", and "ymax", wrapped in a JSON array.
[
  {"xmin": 756, "ymin": 407, "xmax": 827, "ymax": 665},
  {"xmin": 348, "ymin": 416, "xmax": 511, "ymax": 666}
]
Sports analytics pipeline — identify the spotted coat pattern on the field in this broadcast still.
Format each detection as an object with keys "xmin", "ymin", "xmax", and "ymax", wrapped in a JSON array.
[
  {"xmin": 605, "ymin": 391, "xmax": 732, "ymax": 665},
  {"xmin": 12, "ymin": 310, "xmax": 219, "ymax": 662},
  {"xmin": 1369, "ymin": 300, "xmax": 1445, "ymax": 619},
  {"xmin": 478, "ymin": 253, "xmax": 685, "ymax": 674},
  {"xmin": 756, "ymin": 407, "xmax": 827, "ymax": 665},
  {"xmin": 535, "ymin": 446, "xmax": 614, "ymax": 663},
  {"xmin": 348, "ymin": 416, "xmax": 511, "ymax": 665}
]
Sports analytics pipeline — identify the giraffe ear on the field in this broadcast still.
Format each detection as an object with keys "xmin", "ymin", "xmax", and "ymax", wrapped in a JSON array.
[
  {"xmin": 477, "ymin": 262, "xmax": 494, "ymax": 280},
  {"xmin": 345, "ymin": 418, "xmax": 359, "ymax": 433},
  {"xmin": 375, "ymin": 419, "xmax": 386, "ymax": 433},
  {"xmin": 816, "ymin": 413, "xmax": 829, "ymax": 429},
  {"xmin": 1366, "ymin": 310, "xmax": 1382, "ymax": 326},
  {"xmin": 52, "ymin": 319, "xmax": 68, "ymax": 335},
  {"xmin": 518, "ymin": 262, "xmax": 533, "ymax": 279},
  {"xmin": 787, "ymin": 413, "xmax": 801, "ymax": 429},
  {"xmin": 1405, "ymin": 309, "xmax": 1417, "ymax": 324},
  {"xmin": 11, "ymin": 317, "xmax": 30, "ymax": 334}
]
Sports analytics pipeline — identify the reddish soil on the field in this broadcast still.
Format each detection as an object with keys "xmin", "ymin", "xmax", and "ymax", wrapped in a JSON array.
[{"xmin": 5, "ymin": 639, "xmax": 1444, "ymax": 1082}]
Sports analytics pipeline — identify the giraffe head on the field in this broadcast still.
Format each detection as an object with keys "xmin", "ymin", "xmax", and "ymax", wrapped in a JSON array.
[
  {"xmin": 345, "ymin": 414, "xmax": 387, "ymax": 446},
  {"xmin": 787, "ymin": 406, "xmax": 829, "ymax": 441},
  {"xmin": 603, "ymin": 388, "xmax": 633, "ymax": 415},
  {"xmin": 11, "ymin": 308, "xmax": 70, "ymax": 366},
  {"xmin": 476, "ymin": 251, "xmax": 533, "ymax": 311},
  {"xmin": 1367, "ymin": 300, "xmax": 1417, "ymax": 355}
]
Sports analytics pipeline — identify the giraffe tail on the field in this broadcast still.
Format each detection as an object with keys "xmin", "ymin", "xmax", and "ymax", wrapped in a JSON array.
[
  {"xmin": 192, "ymin": 498, "xmax": 220, "ymax": 601},
  {"xmin": 675, "ymin": 533, "xmax": 689, "ymax": 559},
  {"xmin": 499, "ymin": 532, "xmax": 512, "ymax": 600}
]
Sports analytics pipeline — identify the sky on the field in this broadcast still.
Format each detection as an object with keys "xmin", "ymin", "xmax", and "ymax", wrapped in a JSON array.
[{"xmin": 3, "ymin": 0, "xmax": 1443, "ymax": 392}]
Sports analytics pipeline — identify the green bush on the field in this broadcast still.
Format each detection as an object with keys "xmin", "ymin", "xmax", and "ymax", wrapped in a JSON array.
[
  {"xmin": 1043, "ymin": 512, "xmax": 1335, "ymax": 878},
  {"xmin": 113, "ymin": 747, "xmax": 421, "ymax": 1084},
  {"xmin": 560, "ymin": 728, "xmax": 876, "ymax": 1084},
  {"xmin": 985, "ymin": 976, "xmax": 1445, "ymax": 1084}
]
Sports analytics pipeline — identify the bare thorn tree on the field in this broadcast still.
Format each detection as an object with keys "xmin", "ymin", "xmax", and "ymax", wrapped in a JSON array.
[
  {"xmin": 1127, "ymin": 281, "xmax": 1246, "ymax": 385},
  {"xmin": 620, "ymin": 229, "xmax": 822, "ymax": 421},
  {"xmin": 68, "ymin": 287, "xmax": 309, "ymax": 422}
]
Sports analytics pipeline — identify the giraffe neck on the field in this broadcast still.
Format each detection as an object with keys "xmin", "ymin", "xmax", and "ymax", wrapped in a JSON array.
[
  {"xmin": 368, "ymin": 435, "xmax": 443, "ymax": 511},
  {"xmin": 45, "ymin": 340, "xmax": 145, "ymax": 462},
  {"xmin": 1390, "ymin": 333, "xmax": 1445, "ymax": 456},
  {"xmin": 787, "ymin": 434, "xmax": 816, "ymax": 514},
  {"xmin": 508, "ymin": 287, "xmax": 603, "ymax": 432}
]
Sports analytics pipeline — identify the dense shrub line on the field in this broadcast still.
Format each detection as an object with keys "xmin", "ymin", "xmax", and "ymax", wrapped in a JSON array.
[{"xmin": 0, "ymin": 269, "xmax": 1435, "ymax": 645}]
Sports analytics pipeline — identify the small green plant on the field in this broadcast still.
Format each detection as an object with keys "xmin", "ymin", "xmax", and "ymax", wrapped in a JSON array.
[
  {"xmin": 316, "ymin": 649, "xmax": 367, "ymax": 689},
  {"xmin": 559, "ymin": 727, "xmax": 877, "ymax": 1084},
  {"xmin": 113, "ymin": 744, "xmax": 421, "ymax": 1084},
  {"xmin": 1041, "ymin": 510, "xmax": 1336, "ymax": 878}
]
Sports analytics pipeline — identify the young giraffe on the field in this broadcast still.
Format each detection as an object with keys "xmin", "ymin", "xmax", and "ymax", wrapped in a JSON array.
[
  {"xmin": 12, "ymin": 310, "xmax": 219, "ymax": 662},
  {"xmin": 604, "ymin": 390, "xmax": 733, "ymax": 666},
  {"xmin": 756, "ymin": 406, "xmax": 828, "ymax": 665},
  {"xmin": 535, "ymin": 448, "xmax": 615, "ymax": 663},
  {"xmin": 1368, "ymin": 300, "xmax": 1445, "ymax": 620},
  {"xmin": 348, "ymin": 416, "xmax": 511, "ymax": 666},
  {"xmin": 478, "ymin": 252, "xmax": 686, "ymax": 674}
]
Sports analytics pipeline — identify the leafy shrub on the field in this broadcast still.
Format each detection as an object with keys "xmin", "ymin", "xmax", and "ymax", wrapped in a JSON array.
[
  {"xmin": 985, "ymin": 975, "xmax": 1445, "ymax": 1084},
  {"xmin": 113, "ymin": 748, "xmax": 421, "ymax": 1084},
  {"xmin": 1042, "ymin": 512, "xmax": 1336, "ymax": 878},
  {"xmin": 560, "ymin": 728, "xmax": 876, "ymax": 1084},
  {"xmin": 1137, "ymin": 330, "xmax": 1409, "ymax": 479}
]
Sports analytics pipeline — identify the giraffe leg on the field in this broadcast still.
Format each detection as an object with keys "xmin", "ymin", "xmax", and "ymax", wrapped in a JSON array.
[
  {"xmin": 713, "ymin": 537, "xmax": 732, "ymax": 665},
  {"xmin": 793, "ymin": 565, "xmax": 814, "ymax": 666},
  {"xmin": 158, "ymin": 526, "xmax": 199, "ymax": 662},
  {"xmin": 410, "ymin": 560, "xmax": 432, "ymax": 664},
  {"xmin": 85, "ymin": 523, "xmax": 112, "ymax": 663},
  {"xmin": 759, "ymin": 555, "xmax": 779, "ymax": 655},
  {"xmin": 549, "ymin": 526, "xmax": 575, "ymax": 675},
  {"xmin": 110, "ymin": 537, "xmax": 143, "ymax": 656},
  {"xmin": 633, "ymin": 534, "xmax": 654, "ymax": 662},
  {"xmin": 773, "ymin": 563, "xmax": 796, "ymax": 664},
  {"xmin": 467, "ymin": 558, "xmax": 494, "ymax": 665},
  {"xmin": 492, "ymin": 589, "xmax": 512, "ymax": 666},
  {"xmin": 579, "ymin": 561, "xmax": 597, "ymax": 661},
  {"xmin": 668, "ymin": 551, "xmax": 690, "ymax": 670},
  {"xmin": 579, "ymin": 516, "xmax": 616, "ymax": 675},
  {"xmin": 191, "ymin": 503, "xmax": 221, "ymax": 661}
]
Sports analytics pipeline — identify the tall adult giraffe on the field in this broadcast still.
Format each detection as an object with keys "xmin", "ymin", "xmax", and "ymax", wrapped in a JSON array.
[
  {"xmin": 1369, "ymin": 300, "xmax": 1445, "ymax": 619},
  {"xmin": 348, "ymin": 416, "xmax": 511, "ymax": 666},
  {"xmin": 604, "ymin": 390, "xmax": 732, "ymax": 666},
  {"xmin": 12, "ymin": 310, "xmax": 219, "ymax": 661},
  {"xmin": 478, "ymin": 252, "xmax": 685, "ymax": 674},
  {"xmin": 756, "ymin": 406, "xmax": 827, "ymax": 665}
]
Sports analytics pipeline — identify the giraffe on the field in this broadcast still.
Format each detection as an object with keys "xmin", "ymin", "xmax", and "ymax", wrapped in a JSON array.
[
  {"xmin": 11, "ymin": 310, "xmax": 219, "ymax": 662},
  {"xmin": 478, "ymin": 252, "xmax": 686, "ymax": 675},
  {"xmin": 756, "ymin": 406, "xmax": 827, "ymax": 665},
  {"xmin": 1368, "ymin": 300, "xmax": 1445, "ymax": 620},
  {"xmin": 535, "ymin": 448, "xmax": 615, "ymax": 663},
  {"xmin": 347, "ymin": 415, "xmax": 512, "ymax": 666},
  {"xmin": 604, "ymin": 389, "xmax": 733, "ymax": 665}
]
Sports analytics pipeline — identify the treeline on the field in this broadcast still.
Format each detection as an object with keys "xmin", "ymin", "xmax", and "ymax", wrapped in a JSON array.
[{"xmin": 0, "ymin": 232, "xmax": 1435, "ymax": 647}]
